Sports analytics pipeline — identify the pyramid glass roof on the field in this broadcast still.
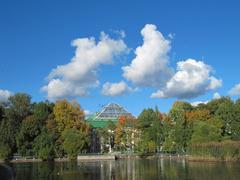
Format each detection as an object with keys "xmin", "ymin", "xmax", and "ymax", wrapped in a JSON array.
[
  {"xmin": 86, "ymin": 103, "xmax": 133, "ymax": 128},
  {"xmin": 95, "ymin": 103, "xmax": 132, "ymax": 119}
]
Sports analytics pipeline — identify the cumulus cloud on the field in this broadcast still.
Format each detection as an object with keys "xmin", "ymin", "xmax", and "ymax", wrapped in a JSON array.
[
  {"xmin": 42, "ymin": 32, "xmax": 128, "ymax": 100},
  {"xmin": 228, "ymin": 83, "xmax": 240, "ymax": 96},
  {"xmin": 151, "ymin": 59, "xmax": 222, "ymax": 99},
  {"xmin": 122, "ymin": 24, "xmax": 173, "ymax": 87},
  {"xmin": 191, "ymin": 92, "xmax": 221, "ymax": 107},
  {"xmin": 0, "ymin": 89, "xmax": 12, "ymax": 102},
  {"xmin": 101, "ymin": 81, "xmax": 135, "ymax": 96},
  {"xmin": 121, "ymin": 24, "xmax": 221, "ymax": 99},
  {"xmin": 41, "ymin": 79, "xmax": 88, "ymax": 99}
]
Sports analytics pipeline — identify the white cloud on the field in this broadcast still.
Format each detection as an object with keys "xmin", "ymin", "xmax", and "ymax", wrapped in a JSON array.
[
  {"xmin": 42, "ymin": 32, "xmax": 128, "ymax": 100},
  {"xmin": 191, "ymin": 100, "xmax": 209, "ymax": 107},
  {"xmin": 112, "ymin": 30, "xmax": 126, "ymax": 38},
  {"xmin": 207, "ymin": 77, "xmax": 222, "ymax": 90},
  {"xmin": 41, "ymin": 79, "xmax": 89, "ymax": 99},
  {"xmin": 122, "ymin": 24, "xmax": 173, "ymax": 87},
  {"xmin": 151, "ymin": 59, "xmax": 222, "ymax": 99},
  {"xmin": 122, "ymin": 24, "xmax": 221, "ymax": 99},
  {"xmin": 228, "ymin": 83, "xmax": 240, "ymax": 96},
  {"xmin": 168, "ymin": 33, "xmax": 175, "ymax": 39},
  {"xmin": 84, "ymin": 110, "xmax": 91, "ymax": 116},
  {"xmin": 101, "ymin": 81, "xmax": 135, "ymax": 96},
  {"xmin": 0, "ymin": 89, "xmax": 12, "ymax": 102},
  {"xmin": 213, "ymin": 92, "xmax": 221, "ymax": 99},
  {"xmin": 190, "ymin": 92, "xmax": 221, "ymax": 107}
]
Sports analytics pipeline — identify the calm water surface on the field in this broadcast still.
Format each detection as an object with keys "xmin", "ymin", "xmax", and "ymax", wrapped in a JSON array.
[{"xmin": 3, "ymin": 159, "xmax": 240, "ymax": 180}]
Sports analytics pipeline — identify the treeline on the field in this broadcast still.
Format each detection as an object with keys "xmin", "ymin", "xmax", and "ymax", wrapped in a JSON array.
[
  {"xmin": 0, "ymin": 93, "xmax": 90, "ymax": 160},
  {"xmin": 1, "ymin": 93, "xmax": 240, "ymax": 161},
  {"xmin": 111, "ymin": 97, "xmax": 240, "ymax": 159}
]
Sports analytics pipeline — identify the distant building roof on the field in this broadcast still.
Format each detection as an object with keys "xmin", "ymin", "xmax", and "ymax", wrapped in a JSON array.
[{"xmin": 85, "ymin": 103, "xmax": 133, "ymax": 128}]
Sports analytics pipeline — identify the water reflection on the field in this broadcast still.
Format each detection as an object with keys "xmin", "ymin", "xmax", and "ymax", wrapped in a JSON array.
[
  {"xmin": 0, "ymin": 164, "xmax": 14, "ymax": 180},
  {"xmin": 5, "ymin": 159, "xmax": 240, "ymax": 180}
]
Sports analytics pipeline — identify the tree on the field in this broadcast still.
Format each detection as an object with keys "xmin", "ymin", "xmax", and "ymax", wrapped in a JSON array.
[
  {"xmin": 0, "ymin": 93, "xmax": 33, "ymax": 157},
  {"xmin": 115, "ymin": 117, "xmax": 125, "ymax": 150},
  {"xmin": 33, "ymin": 131, "xmax": 55, "ymax": 160},
  {"xmin": 8, "ymin": 93, "xmax": 32, "ymax": 123},
  {"xmin": 46, "ymin": 113, "xmax": 64, "ymax": 157},
  {"xmin": 53, "ymin": 100, "xmax": 86, "ymax": 133},
  {"xmin": 162, "ymin": 132, "xmax": 176, "ymax": 152},
  {"xmin": 16, "ymin": 115, "xmax": 41, "ymax": 156},
  {"xmin": 115, "ymin": 116, "xmax": 138, "ymax": 152},
  {"xmin": 0, "ymin": 106, "xmax": 13, "ymax": 160},
  {"xmin": 168, "ymin": 101, "xmax": 193, "ymax": 153},
  {"xmin": 0, "ymin": 105, "xmax": 4, "ymax": 123},
  {"xmin": 32, "ymin": 101, "xmax": 54, "ymax": 126},
  {"xmin": 137, "ymin": 108, "xmax": 164, "ymax": 153},
  {"xmin": 190, "ymin": 121, "xmax": 222, "ymax": 144},
  {"xmin": 162, "ymin": 115, "xmax": 175, "ymax": 152},
  {"xmin": 62, "ymin": 128, "xmax": 89, "ymax": 159},
  {"xmin": 0, "ymin": 118, "xmax": 16, "ymax": 159},
  {"xmin": 138, "ymin": 108, "xmax": 157, "ymax": 128},
  {"xmin": 14, "ymin": 101, "xmax": 53, "ymax": 157},
  {"xmin": 53, "ymin": 100, "xmax": 90, "ymax": 157},
  {"xmin": 185, "ymin": 109, "xmax": 212, "ymax": 122},
  {"xmin": 0, "ymin": 143, "xmax": 11, "ymax": 160},
  {"xmin": 215, "ymin": 98, "xmax": 235, "ymax": 137},
  {"xmin": 230, "ymin": 100, "xmax": 240, "ymax": 140},
  {"xmin": 206, "ymin": 97, "xmax": 232, "ymax": 115}
]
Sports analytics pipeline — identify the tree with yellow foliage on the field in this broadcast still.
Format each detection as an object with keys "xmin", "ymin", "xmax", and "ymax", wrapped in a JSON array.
[{"xmin": 53, "ymin": 99, "xmax": 90, "ymax": 158}]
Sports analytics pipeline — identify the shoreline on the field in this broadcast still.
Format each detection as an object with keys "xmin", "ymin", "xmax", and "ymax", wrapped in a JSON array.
[{"xmin": 1, "ymin": 154, "xmax": 240, "ymax": 163}]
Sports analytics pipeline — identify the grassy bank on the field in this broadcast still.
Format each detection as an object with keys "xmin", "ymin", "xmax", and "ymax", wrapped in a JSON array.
[{"xmin": 188, "ymin": 140, "xmax": 240, "ymax": 161}]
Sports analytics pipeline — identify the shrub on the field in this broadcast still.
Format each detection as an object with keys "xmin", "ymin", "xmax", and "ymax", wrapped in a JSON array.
[
  {"xmin": 0, "ymin": 143, "xmax": 11, "ymax": 161},
  {"xmin": 188, "ymin": 140, "xmax": 240, "ymax": 160}
]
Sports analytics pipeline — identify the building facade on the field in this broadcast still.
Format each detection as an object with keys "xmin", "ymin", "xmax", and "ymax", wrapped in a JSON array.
[{"xmin": 85, "ymin": 103, "xmax": 134, "ymax": 153}]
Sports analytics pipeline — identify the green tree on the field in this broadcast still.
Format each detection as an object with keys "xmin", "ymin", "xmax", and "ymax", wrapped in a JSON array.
[
  {"xmin": 0, "ymin": 93, "xmax": 32, "ymax": 157},
  {"xmin": 33, "ymin": 131, "xmax": 55, "ymax": 160},
  {"xmin": 0, "ymin": 105, "xmax": 4, "ymax": 123},
  {"xmin": 0, "ymin": 118, "xmax": 16, "ymax": 159},
  {"xmin": 0, "ymin": 107, "xmax": 15, "ymax": 160},
  {"xmin": 0, "ymin": 143, "xmax": 11, "ymax": 160},
  {"xmin": 16, "ymin": 115, "xmax": 41, "ymax": 156},
  {"xmin": 168, "ymin": 101, "xmax": 193, "ymax": 153},
  {"xmin": 32, "ymin": 101, "xmax": 54, "ymax": 126},
  {"xmin": 162, "ymin": 132, "xmax": 176, "ymax": 152},
  {"xmin": 162, "ymin": 115, "xmax": 175, "ymax": 152},
  {"xmin": 46, "ymin": 113, "xmax": 65, "ymax": 157},
  {"xmin": 206, "ymin": 97, "xmax": 231, "ymax": 115},
  {"xmin": 8, "ymin": 93, "xmax": 32, "ymax": 122},
  {"xmin": 215, "ymin": 98, "xmax": 235, "ymax": 138},
  {"xmin": 137, "ymin": 108, "xmax": 163, "ymax": 153},
  {"xmin": 190, "ymin": 121, "xmax": 222, "ymax": 144},
  {"xmin": 138, "ymin": 108, "xmax": 154, "ymax": 128},
  {"xmin": 15, "ymin": 101, "xmax": 53, "ymax": 156},
  {"xmin": 231, "ymin": 100, "xmax": 240, "ymax": 140},
  {"xmin": 62, "ymin": 128, "xmax": 89, "ymax": 159}
]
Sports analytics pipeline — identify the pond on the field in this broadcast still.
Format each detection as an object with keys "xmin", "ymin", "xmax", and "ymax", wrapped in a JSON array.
[{"xmin": 1, "ymin": 159, "xmax": 240, "ymax": 180}]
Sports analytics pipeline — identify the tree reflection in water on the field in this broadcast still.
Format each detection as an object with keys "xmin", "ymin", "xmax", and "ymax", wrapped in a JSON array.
[{"xmin": 7, "ymin": 159, "xmax": 240, "ymax": 180}]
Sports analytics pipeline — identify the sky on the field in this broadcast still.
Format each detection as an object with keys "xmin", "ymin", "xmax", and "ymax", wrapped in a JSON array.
[{"xmin": 1, "ymin": 0, "xmax": 240, "ymax": 116}]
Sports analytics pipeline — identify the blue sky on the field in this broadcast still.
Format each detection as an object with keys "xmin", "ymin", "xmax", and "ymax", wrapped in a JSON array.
[{"xmin": 1, "ymin": 0, "xmax": 240, "ymax": 116}]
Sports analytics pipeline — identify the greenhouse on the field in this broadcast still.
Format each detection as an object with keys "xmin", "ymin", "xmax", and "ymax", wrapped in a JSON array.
[{"xmin": 85, "ymin": 103, "xmax": 133, "ymax": 128}]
